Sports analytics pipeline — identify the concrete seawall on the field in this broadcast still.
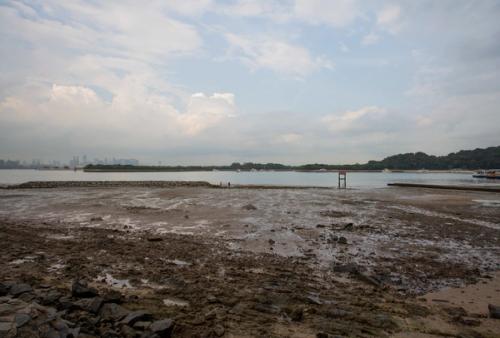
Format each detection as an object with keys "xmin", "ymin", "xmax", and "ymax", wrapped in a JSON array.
[
  {"xmin": 388, "ymin": 183, "xmax": 500, "ymax": 193},
  {"xmin": 2, "ymin": 181, "xmax": 217, "ymax": 189}
]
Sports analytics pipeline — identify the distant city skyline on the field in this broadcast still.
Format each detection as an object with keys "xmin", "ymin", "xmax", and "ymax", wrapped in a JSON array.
[{"xmin": 1, "ymin": 1, "xmax": 499, "ymax": 164}]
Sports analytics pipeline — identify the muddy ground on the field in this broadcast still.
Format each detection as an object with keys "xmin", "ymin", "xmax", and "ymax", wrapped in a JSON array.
[{"xmin": 0, "ymin": 185, "xmax": 499, "ymax": 337}]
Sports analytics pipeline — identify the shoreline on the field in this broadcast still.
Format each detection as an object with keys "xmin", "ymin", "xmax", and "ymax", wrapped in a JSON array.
[{"xmin": 1, "ymin": 185, "xmax": 499, "ymax": 336}]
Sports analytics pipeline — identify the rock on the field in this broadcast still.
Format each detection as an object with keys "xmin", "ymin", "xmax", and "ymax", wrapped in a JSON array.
[
  {"xmin": 242, "ymin": 204, "xmax": 257, "ymax": 211},
  {"xmin": 213, "ymin": 324, "xmax": 225, "ymax": 337},
  {"xmin": 99, "ymin": 303, "xmax": 129, "ymax": 321},
  {"xmin": 89, "ymin": 297, "xmax": 104, "ymax": 314},
  {"xmin": 147, "ymin": 237, "xmax": 163, "ymax": 242},
  {"xmin": 306, "ymin": 295, "xmax": 322, "ymax": 305},
  {"xmin": 72, "ymin": 279, "xmax": 98, "ymax": 298},
  {"xmin": 459, "ymin": 317, "xmax": 481, "ymax": 326},
  {"xmin": 338, "ymin": 236, "xmax": 348, "ymax": 244},
  {"xmin": 356, "ymin": 272, "xmax": 382, "ymax": 288},
  {"xmin": 149, "ymin": 319, "xmax": 174, "ymax": 337},
  {"xmin": 333, "ymin": 263, "xmax": 360, "ymax": 274},
  {"xmin": 90, "ymin": 216, "xmax": 103, "ymax": 222},
  {"xmin": 103, "ymin": 290, "xmax": 123, "ymax": 304},
  {"xmin": 290, "ymin": 307, "xmax": 304, "ymax": 322},
  {"xmin": 0, "ymin": 283, "xmax": 9, "ymax": 296},
  {"xmin": 9, "ymin": 283, "xmax": 32, "ymax": 296},
  {"xmin": 14, "ymin": 313, "xmax": 30, "ymax": 328},
  {"xmin": 133, "ymin": 321, "xmax": 151, "ymax": 330},
  {"xmin": 121, "ymin": 311, "xmax": 153, "ymax": 326},
  {"xmin": 120, "ymin": 324, "xmax": 138, "ymax": 338},
  {"xmin": 488, "ymin": 304, "xmax": 500, "ymax": 319},
  {"xmin": 0, "ymin": 322, "xmax": 14, "ymax": 336},
  {"xmin": 41, "ymin": 289, "xmax": 63, "ymax": 305},
  {"xmin": 268, "ymin": 239, "xmax": 275, "ymax": 245},
  {"xmin": 343, "ymin": 223, "xmax": 354, "ymax": 230},
  {"xmin": 74, "ymin": 297, "xmax": 103, "ymax": 314}
]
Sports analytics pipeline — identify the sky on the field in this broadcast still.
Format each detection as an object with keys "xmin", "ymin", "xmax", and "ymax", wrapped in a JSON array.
[{"xmin": 0, "ymin": 0, "xmax": 499, "ymax": 165}]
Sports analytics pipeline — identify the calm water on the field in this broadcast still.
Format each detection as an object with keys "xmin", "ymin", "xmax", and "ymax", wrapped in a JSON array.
[{"xmin": 0, "ymin": 169, "xmax": 497, "ymax": 189}]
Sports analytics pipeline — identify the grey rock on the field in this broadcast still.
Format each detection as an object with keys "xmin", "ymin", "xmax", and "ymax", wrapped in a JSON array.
[
  {"xmin": 0, "ymin": 283, "xmax": 9, "ymax": 296},
  {"xmin": 103, "ymin": 290, "xmax": 123, "ymax": 304},
  {"xmin": 149, "ymin": 319, "xmax": 174, "ymax": 337},
  {"xmin": 133, "ymin": 321, "xmax": 151, "ymax": 330},
  {"xmin": 120, "ymin": 324, "xmax": 138, "ymax": 338},
  {"xmin": 489, "ymin": 304, "xmax": 500, "ymax": 319},
  {"xmin": 72, "ymin": 279, "xmax": 98, "ymax": 298},
  {"xmin": 74, "ymin": 297, "xmax": 103, "ymax": 314},
  {"xmin": 89, "ymin": 297, "xmax": 104, "ymax": 314},
  {"xmin": 41, "ymin": 289, "xmax": 63, "ymax": 305},
  {"xmin": 333, "ymin": 263, "xmax": 360, "ymax": 274},
  {"xmin": 14, "ymin": 313, "xmax": 30, "ymax": 328},
  {"xmin": 0, "ymin": 322, "xmax": 14, "ymax": 335},
  {"xmin": 338, "ymin": 236, "xmax": 348, "ymax": 244},
  {"xmin": 99, "ymin": 303, "xmax": 129, "ymax": 321},
  {"xmin": 213, "ymin": 324, "xmax": 225, "ymax": 337},
  {"xmin": 306, "ymin": 295, "xmax": 322, "ymax": 305},
  {"xmin": 9, "ymin": 283, "xmax": 32, "ymax": 296},
  {"xmin": 242, "ymin": 204, "xmax": 257, "ymax": 210},
  {"xmin": 121, "ymin": 311, "xmax": 153, "ymax": 326},
  {"xmin": 147, "ymin": 237, "xmax": 162, "ymax": 242}
]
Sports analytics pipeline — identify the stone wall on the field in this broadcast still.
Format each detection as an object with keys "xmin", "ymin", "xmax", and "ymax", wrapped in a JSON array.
[{"xmin": 4, "ymin": 181, "xmax": 217, "ymax": 189}]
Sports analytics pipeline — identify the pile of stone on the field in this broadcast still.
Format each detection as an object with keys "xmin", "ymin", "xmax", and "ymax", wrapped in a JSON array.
[
  {"xmin": 4, "ymin": 181, "xmax": 216, "ymax": 189},
  {"xmin": 0, "ymin": 279, "xmax": 174, "ymax": 337}
]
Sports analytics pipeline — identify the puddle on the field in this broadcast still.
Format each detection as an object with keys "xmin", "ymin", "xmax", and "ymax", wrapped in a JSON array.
[
  {"xmin": 163, "ymin": 259, "xmax": 191, "ymax": 266},
  {"xmin": 473, "ymin": 199, "xmax": 500, "ymax": 207},
  {"xmin": 47, "ymin": 234, "xmax": 75, "ymax": 240},
  {"xmin": 163, "ymin": 297, "xmax": 189, "ymax": 307},
  {"xmin": 48, "ymin": 263, "xmax": 66, "ymax": 272},
  {"xmin": 97, "ymin": 273, "xmax": 132, "ymax": 288},
  {"xmin": 9, "ymin": 255, "xmax": 37, "ymax": 265}
]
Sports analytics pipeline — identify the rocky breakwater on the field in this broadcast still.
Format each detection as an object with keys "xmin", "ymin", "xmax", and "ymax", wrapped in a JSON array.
[
  {"xmin": 0, "ymin": 279, "xmax": 174, "ymax": 337},
  {"xmin": 4, "ymin": 181, "xmax": 217, "ymax": 189}
]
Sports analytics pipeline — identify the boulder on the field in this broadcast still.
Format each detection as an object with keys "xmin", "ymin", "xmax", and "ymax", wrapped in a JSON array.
[
  {"xmin": 14, "ymin": 313, "xmax": 30, "ymax": 328},
  {"xmin": 0, "ymin": 283, "xmax": 9, "ymax": 296},
  {"xmin": 120, "ymin": 310, "xmax": 153, "ymax": 326},
  {"xmin": 9, "ymin": 283, "xmax": 32, "ymax": 296},
  {"xmin": 72, "ymin": 279, "xmax": 98, "ymax": 298},
  {"xmin": 149, "ymin": 319, "xmax": 174, "ymax": 337},
  {"xmin": 99, "ymin": 303, "xmax": 129, "ymax": 322},
  {"xmin": 213, "ymin": 324, "xmax": 225, "ymax": 337},
  {"xmin": 489, "ymin": 304, "xmax": 500, "ymax": 319}
]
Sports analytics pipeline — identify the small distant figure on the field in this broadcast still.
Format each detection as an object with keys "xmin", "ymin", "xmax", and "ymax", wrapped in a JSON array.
[{"xmin": 228, "ymin": 182, "xmax": 231, "ymax": 188}]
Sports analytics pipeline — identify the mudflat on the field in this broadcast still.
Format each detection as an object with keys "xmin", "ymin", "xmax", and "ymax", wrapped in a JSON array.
[{"xmin": 0, "ymin": 185, "xmax": 499, "ymax": 337}]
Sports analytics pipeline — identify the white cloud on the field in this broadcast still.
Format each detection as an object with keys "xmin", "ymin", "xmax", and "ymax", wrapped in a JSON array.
[
  {"xmin": 376, "ymin": 4, "xmax": 402, "ymax": 34},
  {"xmin": 225, "ymin": 33, "xmax": 334, "ymax": 77},
  {"xmin": 0, "ymin": 1, "xmax": 203, "ymax": 64},
  {"xmin": 361, "ymin": 32, "xmax": 380, "ymax": 45},
  {"xmin": 294, "ymin": 0, "xmax": 360, "ymax": 27},
  {"xmin": 179, "ymin": 93, "xmax": 236, "ymax": 135},
  {"xmin": 275, "ymin": 133, "xmax": 303, "ymax": 144},
  {"xmin": 323, "ymin": 106, "xmax": 386, "ymax": 132}
]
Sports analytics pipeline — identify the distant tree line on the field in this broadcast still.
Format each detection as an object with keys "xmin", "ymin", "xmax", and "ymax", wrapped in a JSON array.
[{"xmin": 84, "ymin": 145, "xmax": 500, "ymax": 171}]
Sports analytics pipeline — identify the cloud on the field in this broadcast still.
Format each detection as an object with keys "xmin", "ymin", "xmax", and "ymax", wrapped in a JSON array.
[
  {"xmin": 0, "ymin": 82, "xmax": 236, "ymax": 149},
  {"xmin": 225, "ymin": 33, "xmax": 334, "ymax": 77},
  {"xmin": 376, "ymin": 4, "xmax": 402, "ymax": 34},
  {"xmin": 179, "ymin": 93, "xmax": 236, "ymax": 135},
  {"xmin": 361, "ymin": 32, "xmax": 380, "ymax": 45},
  {"xmin": 274, "ymin": 133, "xmax": 303, "ymax": 144},
  {"xmin": 0, "ymin": 1, "xmax": 203, "ymax": 64},
  {"xmin": 322, "ymin": 106, "xmax": 387, "ymax": 132},
  {"xmin": 293, "ymin": 0, "xmax": 360, "ymax": 27}
]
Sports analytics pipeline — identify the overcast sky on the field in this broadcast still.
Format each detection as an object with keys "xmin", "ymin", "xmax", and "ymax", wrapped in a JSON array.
[{"xmin": 1, "ymin": 0, "xmax": 499, "ymax": 165}]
